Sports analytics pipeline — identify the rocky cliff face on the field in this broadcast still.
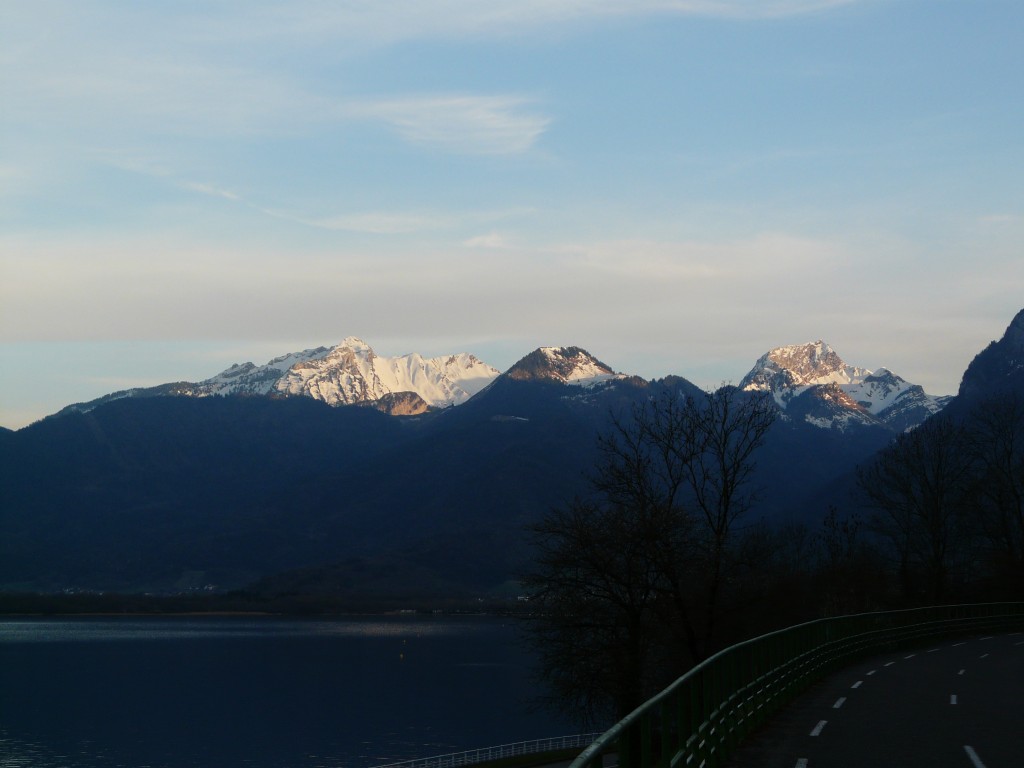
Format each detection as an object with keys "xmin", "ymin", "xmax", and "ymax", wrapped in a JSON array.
[
  {"xmin": 358, "ymin": 391, "xmax": 432, "ymax": 416},
  {"xmin": 740, "ymin": 341, "xmax": 948, "ymax": 432},
  {"xmin": 504, "ymin": 346, "xmax": 623, "ymax": 386},
  {"xmin": 958, "ymin": 308, "xmax": 1024, "ymax": 402}
]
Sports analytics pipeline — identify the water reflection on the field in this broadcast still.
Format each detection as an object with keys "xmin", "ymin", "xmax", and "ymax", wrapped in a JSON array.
[
  {"xmin": 0, "ymin": 616, "xmax": 568, "ymax": 768},
  {"xmin": 0, "ymin": 616, "xmax": 490, "ymax": 643}
]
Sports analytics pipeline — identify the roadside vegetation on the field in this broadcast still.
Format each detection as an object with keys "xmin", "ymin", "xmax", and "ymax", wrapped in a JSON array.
[{"xmin": 521, "ymin": 388, "xmax": 1024, "ymax": 726}]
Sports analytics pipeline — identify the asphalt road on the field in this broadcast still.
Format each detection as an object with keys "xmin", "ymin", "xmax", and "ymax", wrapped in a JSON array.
[{"xmin": 725, "ymin": 631, "xmax": 1024, "ymax": 768}]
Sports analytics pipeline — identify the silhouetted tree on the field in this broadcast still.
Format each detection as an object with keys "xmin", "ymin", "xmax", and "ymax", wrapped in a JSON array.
[
  {"xmin": 814, "ymin": 507, "xmax": 889, "ymax": 615},
  {"xmin": 966, "ymin": 394, "xmax": 1024, "ymax": 596},
  {"xmin": 522, "ymin": 386, "xmax": 775, "ymax": 723},
  {"xmin": 683, "ymin": 386, "xmax": 777, "ymax": 649},
  {"xmin": 858, "ymin": 416, "xmax": 974, "ymax": 602}
]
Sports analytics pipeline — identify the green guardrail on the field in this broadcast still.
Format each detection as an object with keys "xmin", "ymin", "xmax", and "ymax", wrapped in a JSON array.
[
  {"xmin": 375, "ymin": 733, "xmax": 604, "ymax": 768},
  {"xmin": 568, "ymin": 602, "xmax": 1024, "ymax": 768}
]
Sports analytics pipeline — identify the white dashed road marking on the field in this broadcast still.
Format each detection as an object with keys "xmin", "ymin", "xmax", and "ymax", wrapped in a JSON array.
[
  {"xmin": 785, "ymin": 636, "xmax": 1019, "ymax": 768},
  {"xmin": 964, "ymin": 745, "xmax": 987, "ymax": 768}
]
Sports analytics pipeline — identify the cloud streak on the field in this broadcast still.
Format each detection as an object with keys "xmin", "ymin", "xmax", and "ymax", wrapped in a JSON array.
[
  {"xmin": 219, "ymin": 1, "xmax": 862, "ymax": 47},
  {"xmin": 346, "ymin": 95, "xmax": 550, "ymax": 155}
]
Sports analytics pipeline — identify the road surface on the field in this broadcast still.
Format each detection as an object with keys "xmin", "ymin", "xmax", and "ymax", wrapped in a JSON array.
[{"xmin": 725, "ymin": 631, "xmax": 1024, "ymax": 768}]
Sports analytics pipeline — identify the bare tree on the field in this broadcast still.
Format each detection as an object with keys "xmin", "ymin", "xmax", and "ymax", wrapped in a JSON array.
[
  {"xmin": 683, "ymin": 386, "xmax": 776, "ymax": 650},
  {"xmin": 967, "ymin": 394, "xmax": 1024, "ymax": 594},
  {"xmin": 858, "ymin": 416, "xmax": 974, "ymax": 602},
  {"xmin": 524, "ymin": 496, "xmax": 696, "ymax": 724},
  {"xmin": 522, "ymin": 385, "xmax": 775, "ymax": 723}
]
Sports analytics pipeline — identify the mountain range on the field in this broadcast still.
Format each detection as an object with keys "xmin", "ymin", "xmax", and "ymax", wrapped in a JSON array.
[
  {"xmin": 58, "ymin": 337, "xmax": 501, "ymax": 417},
  {"xmin": 57, "ymin": 336, "xmax": 945, "ymax": 434},
  {"xmin": 3, "ymin": 309, "xmax": 1022, "ymax": 600}
]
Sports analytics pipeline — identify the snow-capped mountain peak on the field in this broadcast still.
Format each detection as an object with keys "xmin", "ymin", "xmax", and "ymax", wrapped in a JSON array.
[
  {"xmin": 741, "ymin": 341, "xmax": 870, "ymax": 398},
  {"xmin": 740, "ymin": 341, "xmax": 948, "ymax": 431},
  {"xmin": 173, "ymin": 339, "xmax": 501, "ymax": 410},
  {"xmin": 505, "ymin": 346, "xmax": 623, "ymax": 387}
]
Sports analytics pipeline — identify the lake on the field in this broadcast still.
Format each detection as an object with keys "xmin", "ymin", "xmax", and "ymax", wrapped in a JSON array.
[{"xmin": 0, "ymin": 615, "xmax": 579, "ymax": 768}]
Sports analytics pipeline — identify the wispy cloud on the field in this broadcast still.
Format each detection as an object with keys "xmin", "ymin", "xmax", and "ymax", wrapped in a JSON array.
[
  {"xmin": 302, "ymin": 212, "xmax": 457, "ymax": 235},
  {"xmin": 3, "ymin": 1, "xmax": 844, "ymax": 158},
  {"xmin": 555, "ymin": 232, "xmax": 844, "ymax": 280},
  {"xmin": 979, "ymin": 213, "xmax": 1020, "ymax": 225},
  {"xmin": 346, "ymin": 95, "xmax": 550, "ymax": 155},
  {"xmin": 463, "ymin": 233, "xmax": 516, "ymax": 249},
  {"xmin": 669, "ymin": 0, "xmax": 860, "ymax": 20},
  {"xmin": 182, "ymin": 182, "xmax": 241, "ymax": 202},
  {"xmin": 221, "ymin": 1, "xmax": 862, "ymax": 46}
]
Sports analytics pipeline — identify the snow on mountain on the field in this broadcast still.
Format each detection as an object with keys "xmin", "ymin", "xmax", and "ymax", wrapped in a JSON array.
[
  {"xmin": 196, "ymin": 347, "xmax": 333, "ymax": 397},
  {"xmin": 740, "ymin": 341, "xmax": 870, "ymax": 407},
  {"xmin": 55, "ymin": 338, "xmax": 502, "ymax": 417},
  {"xmin": 505, "ymin": 346, "xmax": 624, "ymax": 387},
  {"xmin": 740, "ymin": 341, "xmax": 948, "ymax": 431},
  {"xmin": 197, "ymin": 337, "xmax": 501, "ymax": 408}
]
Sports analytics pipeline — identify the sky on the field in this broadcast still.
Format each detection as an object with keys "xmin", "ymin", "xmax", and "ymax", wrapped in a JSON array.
[{"xmin": 1, "ymin": 0, "xmax": 1022, "ymax": 429}]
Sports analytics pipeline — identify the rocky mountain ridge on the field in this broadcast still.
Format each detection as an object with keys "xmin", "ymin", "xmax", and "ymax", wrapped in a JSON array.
[
  {"xmin": 60, "ymin": 338, "xmax": 501, "ymax": 418},
  {"xmin": 957, "ymin": 308, "xmax": 1024, "ymax": 402},
  {"xmin": 504, "ymin": 346, "xmax": 624, "ymax": 386},
  {"xmin": 54, "ymin": 337, "xmax": 949, "ymax": 434},
  {"xmin": 740, "ymin": 341, "xmax": 950, "ymax": 432}
]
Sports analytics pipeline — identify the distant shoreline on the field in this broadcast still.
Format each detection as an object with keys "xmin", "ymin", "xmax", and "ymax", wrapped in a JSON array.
[{"xmin": 0, "ymin": 591, "xmax": 526, "ymax": 618}]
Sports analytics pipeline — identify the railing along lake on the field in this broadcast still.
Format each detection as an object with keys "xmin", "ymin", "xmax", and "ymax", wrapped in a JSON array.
[{"xmin": 375, "ymin": 732, "xmax": 604, "ymax": 768}]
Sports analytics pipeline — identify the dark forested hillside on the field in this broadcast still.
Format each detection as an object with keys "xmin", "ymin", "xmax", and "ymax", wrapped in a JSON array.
[{"xmin": 6, "ymin": 335, "xmax": 1007, "ymax": 601}]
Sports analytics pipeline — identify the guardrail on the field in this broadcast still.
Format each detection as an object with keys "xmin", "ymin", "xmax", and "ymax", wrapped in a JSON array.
[
  {"xmin": 375, "ymin": 732, "xmax": 604, "ymax": 768},
  {"xmin": 569, "ymin": 602, "xmax": 1024, "ymax": 768}
]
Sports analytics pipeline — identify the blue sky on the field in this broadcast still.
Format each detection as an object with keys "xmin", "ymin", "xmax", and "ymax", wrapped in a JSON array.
[{"xmin": 2, "ymin": 0, "xmax": 1022, "ymax": 429}]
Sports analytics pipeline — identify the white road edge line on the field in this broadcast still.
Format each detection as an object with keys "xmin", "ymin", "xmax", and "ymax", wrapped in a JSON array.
[
  {"xmin": 958, "ymin": 669, "xmax": 966, "ymax": 675},
  {"xmin": 953, "ymin": 641, "xmax": 967, "ymax": 647},
  {"xmin": 904, "ymin": 653, "xmax": 916, "ymax": 659},
  {"xmin": 810, "ymin": 720, "xmax": 828, "ymax": 737},
  {"xmin": 979, "ymin": 653, "xmax": 989, "ymax": 659},
  {"xmin": 851, "ymin": 680, "xmax": 863, "ymax": 689},
  {"xmin": 833, "ymin": 697, "xmax": 846, "ymax": 709},
  {"xmin": 884, "ymin": 661, "xmax": 896, "ymax": 667},
  {"xmin": 964, "ymin": 745, "xmax": 987, "ymax": 768},
  {"xmin": 866, "ymin": 670, "xmax": 877, "ymax": 675}
]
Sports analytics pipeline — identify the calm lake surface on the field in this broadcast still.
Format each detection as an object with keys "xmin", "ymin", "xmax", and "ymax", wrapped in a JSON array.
[{"xmin": 0, "ymin": 615, "xmax": 577, "ymax": 768}]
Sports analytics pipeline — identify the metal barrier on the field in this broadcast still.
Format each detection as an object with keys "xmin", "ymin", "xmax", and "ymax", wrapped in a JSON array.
[
  {"xmin": 375, "ymin": 732, "xmax": 604, "ymax": 768},
  {"xmin": 569, "ymin": 602, "xmax": 1024, "ymax": 768}
]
